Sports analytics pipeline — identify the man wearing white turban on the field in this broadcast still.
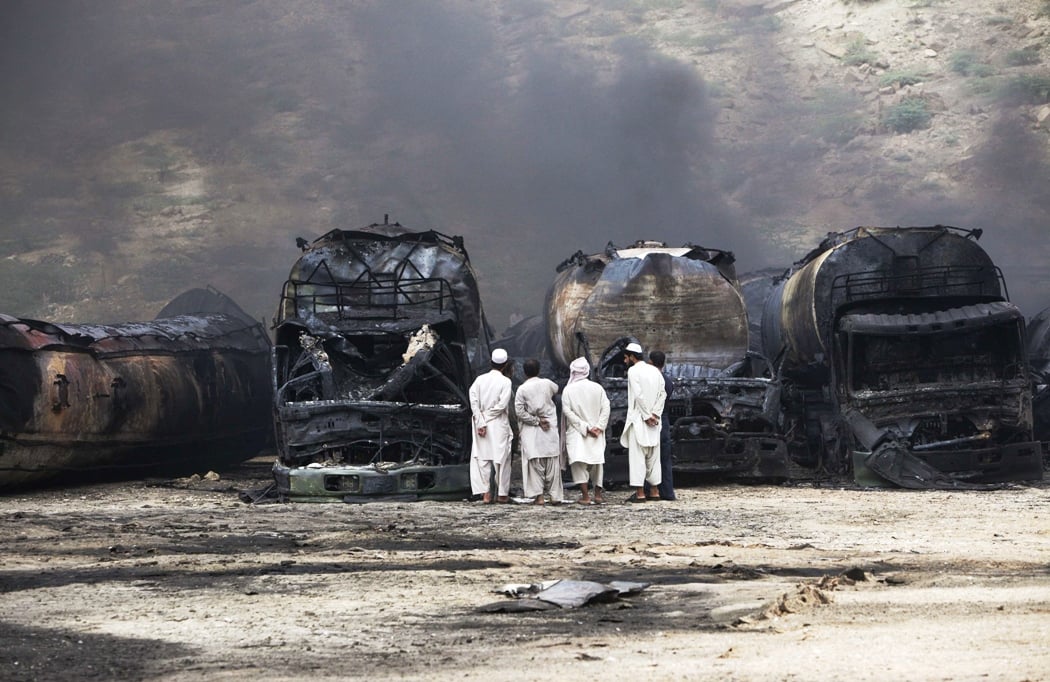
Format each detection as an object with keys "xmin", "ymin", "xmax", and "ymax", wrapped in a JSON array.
[
  {"xmin": 514, "ymin": 358, "xmax": 563, "ymax": 504},
  {"xmin": 469, "ymin": 348, "xmax": 514, "ymax": 503},
  {"xmin": 619, "ymin": 342, "xmax": 666, "ymax": 502},
  {"xmin": 561, "ymin": 356, "xmax": 611, "ymax": 504}
]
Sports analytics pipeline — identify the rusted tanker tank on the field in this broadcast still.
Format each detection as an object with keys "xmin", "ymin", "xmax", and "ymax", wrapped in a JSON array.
[
  {"xmin": 271, "ymin": 219, "xmax": 493, "ymax": 501},
  {"xmin": 0, "ymin": 287, "xmax": 273, "ymax": 489},
  {"xmin": 759, "ymin": 225, "xmax": 1042, "ymax": 486},
  {"xmin": 548, "ymin": 242, "xmax": 745, "ymax": 369},
  {"xmin": 545, "ymin": 241, "xmax": 786, "ymax": 480}
]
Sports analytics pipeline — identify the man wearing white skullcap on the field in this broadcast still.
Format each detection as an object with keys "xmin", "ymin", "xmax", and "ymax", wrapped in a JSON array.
[
  {"xmin": 468, "ymin": 348, "xmax": 514, "ymax": 503},
  {"xmin": 619, "ymin": 342, "xmax": 666, "ymax": 502},
  {"xmin": 561, "ymin": 356, "xmax": 611, "ymax": 504}
]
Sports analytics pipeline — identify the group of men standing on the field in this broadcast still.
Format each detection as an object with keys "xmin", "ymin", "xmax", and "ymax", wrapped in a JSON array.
[{"xmin": 467, "ymin": 343, "xmax": 676, "ymax": 505}]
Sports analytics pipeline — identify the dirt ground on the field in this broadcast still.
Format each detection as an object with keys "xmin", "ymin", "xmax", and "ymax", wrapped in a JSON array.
[{"xmin": 1, "ymin": 457, "xmax": 1048, "ymax": 682}]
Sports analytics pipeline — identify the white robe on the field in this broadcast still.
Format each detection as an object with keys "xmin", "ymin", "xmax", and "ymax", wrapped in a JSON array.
[
  {"xmin": 562, "ymin": 378, "xmax": 610, "ymax": 466},
  {"xmin": 619, "ymin": 361, "xmax": 666, "ymax": 450},
  {"xmin": 469, "ymin": 369, "xmax": 512, "ymax": 462},
  {"xmin": 514, "ymin": 377, "xmax": 560, "ymax": 461},
  {"xmin": 620, "ymin": 360, "xmax": 666, "ymax": 487}
]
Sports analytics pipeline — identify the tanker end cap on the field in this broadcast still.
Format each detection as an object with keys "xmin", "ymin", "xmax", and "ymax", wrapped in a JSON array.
[{"xmin": 491, "ymin": 348, "xmax": 509, "ymax": 364}]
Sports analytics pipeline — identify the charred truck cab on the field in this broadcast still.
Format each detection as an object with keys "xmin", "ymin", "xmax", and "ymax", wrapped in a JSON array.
[
  {"xmin": 545, "ymin": 241, "xmax": 787, "ymax": 483},
  {"xmin": 760, "ymin": 226, "xmax": 1042, "ymax": 486},
  {"xmin": 271, "ymin": 219, "xmax": 492, "ymax": 501}
]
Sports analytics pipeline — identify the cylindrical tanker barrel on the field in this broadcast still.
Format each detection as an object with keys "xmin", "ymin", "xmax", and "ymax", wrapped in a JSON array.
[
  {"xmin": 545, "ymin": 242, "xmax": 747, "ymax": 370},
  {"xmin": 0, "ymin": 288, "xmax": 273, "ymax": 489},
  {"xmin": 739, "ymin": 268, "xmax": 787, "ymax": 356},
  {"xmin": 763, "ymin": 226, "xmax": 1004, "ymax": 370}
]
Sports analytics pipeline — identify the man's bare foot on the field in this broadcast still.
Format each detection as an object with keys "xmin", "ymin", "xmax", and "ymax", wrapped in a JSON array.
[
  {"xmin": 482, "ymin": 493, "xmax": 493, "ymax": 504},
  {"xmin": 576, "ymin": 496, "xmax": 591, "ymax": 504},
  {"xmin": 593, "ymin": 490, "xmax": 605, "ymax": 504},
  {"xmin": 533, "ymin": 497, "xmax": 545, "ymax": 505},
  {"xmin": 496, "ymin": 496, "xmax": 509, "ymax": 504}
]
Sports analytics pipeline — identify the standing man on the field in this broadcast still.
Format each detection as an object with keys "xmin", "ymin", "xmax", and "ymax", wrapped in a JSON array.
[
  {"xmin": 469, "ymin": 348, "xmax": 513, "ymax": 503},
  {"xmin": 619, "ymin": 342, "xmax": 666, "ymax": 502},
  {"xmin": 646, "ymin": 350, "xmax": 676, "ymax": 501},
  {"xmin": 561, "ymin": 357, "xmax": 610, "ymax": 504},
  {"xmin": 514, "ymin": 358, "xmax": 562, "ymax": 505}
]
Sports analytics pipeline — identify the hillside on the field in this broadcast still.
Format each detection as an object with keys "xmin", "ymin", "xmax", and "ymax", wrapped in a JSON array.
[{"xmin": 1, "ymin": 0, "xmax": 1049, "ymax": 329}]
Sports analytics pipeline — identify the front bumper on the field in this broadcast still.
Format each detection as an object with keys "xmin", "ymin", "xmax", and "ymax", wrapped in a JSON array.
[{"xmin": 273, "ymin": 460, "xmax": 471, "ymax": 502}]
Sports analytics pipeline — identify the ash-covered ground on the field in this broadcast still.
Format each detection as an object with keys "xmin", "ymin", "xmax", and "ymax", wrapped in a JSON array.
[{"xmin": 1, "ymin": 456, "xmax": 1048, "ymax": 681}]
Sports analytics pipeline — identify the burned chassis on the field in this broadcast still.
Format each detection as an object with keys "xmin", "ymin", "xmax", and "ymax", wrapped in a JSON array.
[
  {"xmin": 271, "ymin": 227, "xmax": 486, "ymax": 501},
  {"xmin": 838, "ymin": 301, "xmax": 1041, "ymax": 486},
  {"xmin": 596, "ymin": 341, "xmax": 787, "ymax": 483}
]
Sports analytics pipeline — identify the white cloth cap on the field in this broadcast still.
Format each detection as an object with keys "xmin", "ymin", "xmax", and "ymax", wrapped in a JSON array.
[
  {"xmin": 491, "ymin": 348, "xmax": 509, "ymax": 364},
  {"xmin": 625, "ymin": 342, "xmax": 643, "ymax": 354},
  {"xmin": 568, "ymin": 357, "xmax": 590, "ymax": 384}
]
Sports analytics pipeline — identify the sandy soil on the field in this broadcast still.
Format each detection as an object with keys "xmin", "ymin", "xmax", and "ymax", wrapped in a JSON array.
[{"xmin": 1, "ymin": 457, "xmax": 1048, "ymax": 681}]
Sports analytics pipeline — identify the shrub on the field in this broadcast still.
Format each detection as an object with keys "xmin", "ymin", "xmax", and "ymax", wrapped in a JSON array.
[
  {"xmin": 953, "ymin": 50, "xmax": 982, "ymax": 76},
  {"xmin": 969, "ymin": 62, "xmax": 997, "ymax": 78},
  {"xmin": 1002, "ymin": 73, "xmax": 1050, "ymax": 104},
  {"xmin": 884, "ymin": 97, "xmax": 931, "ymax": 133},
  {"xmin": 878, "ymin": 70, "xmax": 926, "ymax": 88},
  {"xmin": 967, "ymin": 77, "xmax": 995, "ymax": 96},
  {"xmin": 1005, "ymin": 48, "xmax": 1041, "ymax": 66},
  {"xmin": 844, "ymin": 39, "xmax": 879, "ymax": 66}
]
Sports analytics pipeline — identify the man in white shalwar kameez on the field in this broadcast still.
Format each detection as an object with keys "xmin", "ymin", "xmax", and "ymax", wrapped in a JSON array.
[
  {"xmin": 561, "ymin": 357, "xmax": 610, "ymax": 504},
  {"xmin": 514, "ymin": 358, "xmax": 563, "ymax": 504},
  {"xmin": 469, "ymin": 348, "xmax": 513, "ymax": 503},
  {"xmin": 619, "ymin": 342, "xmax": 666, "ymax": 502}
]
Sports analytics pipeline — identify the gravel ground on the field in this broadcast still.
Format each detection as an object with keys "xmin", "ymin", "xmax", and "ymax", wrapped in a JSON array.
[{"xmin": 1, "ymin": 457, "xmax": 1049, "ymax": 681}]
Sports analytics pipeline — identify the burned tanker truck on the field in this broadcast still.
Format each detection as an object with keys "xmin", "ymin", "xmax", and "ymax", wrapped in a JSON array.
[
  {"xmin": 270, "ymin": 219, "xmax": 493, "ymax": 501},
  {"xmin": 0, "ymin": 287, "xmax": 273, "ymax": 490},
  {"xmin": 755, "ymin": 225, "xmax": 1042, "ymax": 487},
  {"xmin": 1024, "ymin": 305, "xmax": 1050, "ymax": 448},
  {"xmin": 546, "ymin": 240, "xmax": 787, "ymax": 482}
]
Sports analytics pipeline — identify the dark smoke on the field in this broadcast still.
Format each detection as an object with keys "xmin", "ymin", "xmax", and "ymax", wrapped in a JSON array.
[
  {"xmin": 346, "ymin": 2, "xmax": 741, "ymax": 321},
  {"xmin": 858, "ymin": 114, "xmax": 1050, "ymax": 318},
  {"xmin": 0, "ymin": 0, "xmax": 745, "ymax": 327},
  {"xmin": 0, "ymin": 0, "xmax": 1048, "ymax": 327}
]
